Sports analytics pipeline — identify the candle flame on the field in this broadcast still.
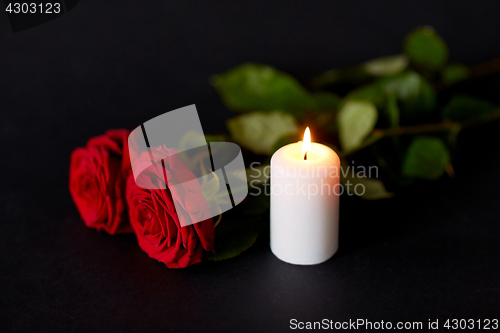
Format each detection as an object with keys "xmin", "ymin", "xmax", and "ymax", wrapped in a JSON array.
[{"xmin": 302, "ymin": 127, "xmax": 311, "ymax": 160}]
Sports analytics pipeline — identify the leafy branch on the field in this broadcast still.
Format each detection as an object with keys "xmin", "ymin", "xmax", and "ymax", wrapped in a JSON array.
[
  {"xmin": 343, "ymin": 108, "xmax": 500, "ymax": 157},
  {"xmin": 210, "ymin": 26, "xmax": 500, "ymax": 193},
  {"xmin": 205, "ymin": 25, "xmax": 500, "ymax": 260}
]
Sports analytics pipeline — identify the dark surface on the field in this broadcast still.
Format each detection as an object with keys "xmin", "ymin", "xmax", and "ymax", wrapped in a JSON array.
[{"xmin": 1, "ymin": 1, "xmax": 500, "ymax": 332}]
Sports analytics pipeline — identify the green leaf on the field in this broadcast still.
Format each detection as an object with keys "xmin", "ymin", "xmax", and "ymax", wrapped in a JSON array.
[
  {"xmin": 309, "ymin": 92, "xmax": 341, "ymax": 112},
  {"xmin": 310, "ymin": 66, "xmax": 370, "ymax": 88},
  {"xmin": 246, "ymin": 164, "xmax": 270, "ymax": 186},
  {"xmin": 380, "ymin": 71, "xmax": 436, "ymax": 116},
  {"xmin": 227, "ymin": 111, "xmax": 299, "ymax": 155},
  {"xmin": 371, "ymin": 139, "xmax": 411, "ymax": 187},
  {"xmin": 404, "ymin": 26, "xmax": 449, "ymax": 70},
  {"xmin": 211, "ymin": 63, "xmax": 314, "ymax": 114},
  {"xmin": 205, "ymin": 134, "xmax": 228, "ymax": 142},
  {"xmin": 313, "ymin": 112, "xmax": 338, "ymax": 135},
  {"xmin": 385, "ymin": 93, "xmax": 400, "ymax": 128},
  {"xmin": 382, "ymin": 93, "xmax": 402, "ymax": 157},
  {"xmin": 344, "ymin": 83, "xmax": 386, "ymax": 108},
  {"xmin": 311, "ymin": 55, "xmax": 408, "ymax": 88},
  {"xmin": 346, "ymin": 71, "xmax": 436, "ymax": 116},
  {"xmin": 447, "ymin": 123, "xmax": 462, "ymax": 149},
  {"xmin": 341, "ymin": 174, "xmax": 394, "ymax": 200},
  {"xmin": 337, "ymin": 100, "xmax": 378, "ymax": 151},
  {"xmin": 442, "ymin": 95, "xmax": 495, "ymax": 121},
  {"xmin": 240, "ymin": 186, "xmax": 270, "ymax": 215},
  {"xmin": 207, "ymin": 199, "xmax": 264, "ymax": 261},
  {"xmin": 271, "ymin": 133, "xmax": 299, "ymax": 154},
  {"xmin": 402, "ymin": 136, "xmax": 450, "ymax": 180},
  {"xmin": 363, "ymin": 54, "xmax": 409, "ymax": 76},
  {"xmin": 207, "ymin": 221, "xmax": 259, "ymax": 261},
  {"xmin": 442, "ymin": 63, "xmax": 470, "ymax": 85}
]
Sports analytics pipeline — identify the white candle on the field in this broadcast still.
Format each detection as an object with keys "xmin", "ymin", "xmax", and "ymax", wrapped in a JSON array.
[{"xmin": 270, "ymin": 128, "xmax": 341, "ymax": 265}]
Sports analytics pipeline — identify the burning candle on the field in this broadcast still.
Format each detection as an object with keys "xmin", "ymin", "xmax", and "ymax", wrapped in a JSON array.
[{"xmin": 270, "ymin": 127, "xmax": 341, "ymax": 265}]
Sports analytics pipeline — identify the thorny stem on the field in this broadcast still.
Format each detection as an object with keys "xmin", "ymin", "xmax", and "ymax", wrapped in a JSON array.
[{"xmin": 341, "ymin": 108, "xmax": 500, "ymax": 157}]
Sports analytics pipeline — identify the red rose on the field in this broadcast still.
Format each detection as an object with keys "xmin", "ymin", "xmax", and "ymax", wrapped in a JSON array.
[
  {"xmin": 69, "ymin": 129, "xmax": 133, "ymax": 234},
  {"xmin": 125, "ymin": 147, "xmax": 215, "ymax": 268}
]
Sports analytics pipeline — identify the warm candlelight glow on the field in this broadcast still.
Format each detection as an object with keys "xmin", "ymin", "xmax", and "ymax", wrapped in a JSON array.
[{"xmin": 302, "ymin": 127, "xmax": 311, "ymax": 160}]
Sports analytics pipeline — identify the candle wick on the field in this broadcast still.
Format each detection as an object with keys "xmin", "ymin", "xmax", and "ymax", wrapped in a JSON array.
[{"xmin": 304, "ymin": 151, "xmax": 308, "ymax": 160}]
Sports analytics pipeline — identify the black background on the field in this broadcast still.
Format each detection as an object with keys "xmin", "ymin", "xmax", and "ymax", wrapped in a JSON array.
[{"xmin": 1, "ymin": 1, "xmax": 500, "ymax": 332}]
